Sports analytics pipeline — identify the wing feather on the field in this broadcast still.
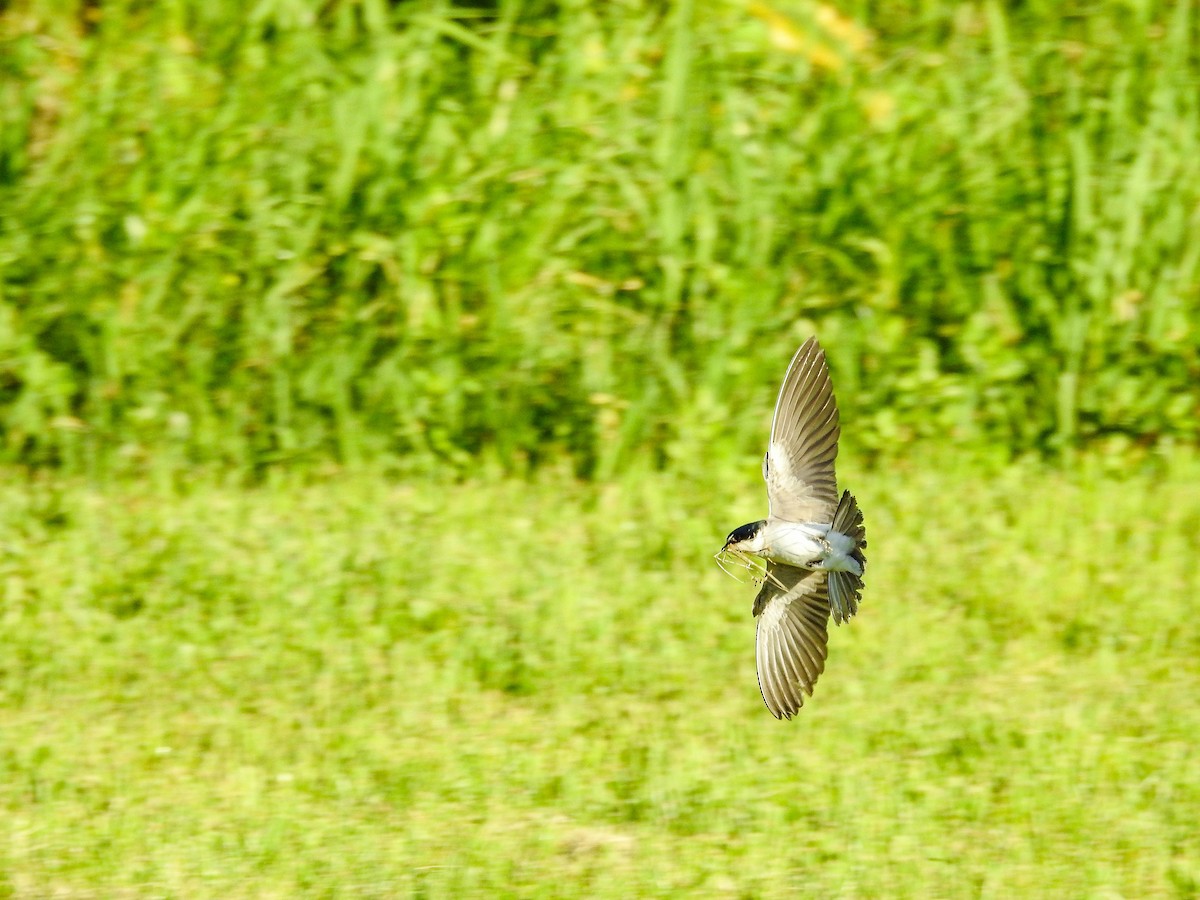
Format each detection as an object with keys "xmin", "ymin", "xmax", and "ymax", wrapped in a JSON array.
[
  {"xmin": 764, "ymin": 337, "xmax": 841, "ymax": 523},
  {"xmin": 753, "ymin": 562, "xmax": 832, "ymax": 719}
]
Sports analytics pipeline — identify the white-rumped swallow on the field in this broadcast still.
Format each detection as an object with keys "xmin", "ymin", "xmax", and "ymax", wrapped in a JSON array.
[{"xmin": 718, "ymin": 337, "xmax": 866, "ymax": 719}]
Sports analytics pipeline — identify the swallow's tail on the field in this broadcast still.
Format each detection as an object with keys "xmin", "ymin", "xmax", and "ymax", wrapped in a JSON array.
[
  {"xmin": 828, "ymin": 490, "xmax": 866, "ymax": 625},
  {"xmin": 833, "ymin": 489, "xmax": 866, "ymax": 564}
]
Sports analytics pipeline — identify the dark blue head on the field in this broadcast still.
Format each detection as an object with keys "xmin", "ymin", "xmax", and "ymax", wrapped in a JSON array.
[{"xmin": 723, "ymin": 520, "xmax": 767, "ymax": 551}]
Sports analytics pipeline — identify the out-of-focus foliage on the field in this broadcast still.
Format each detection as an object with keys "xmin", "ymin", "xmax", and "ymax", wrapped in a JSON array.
[
  {"xmin": 1, "ymin": 459, "xmax": 1198, "ymax": 895},
  {"xmin": 1, "ymin": 0, "xmax": 1197, "ymax": 476}
]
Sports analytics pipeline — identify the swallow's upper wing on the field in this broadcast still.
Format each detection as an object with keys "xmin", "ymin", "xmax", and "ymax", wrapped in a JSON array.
[
  {"xmin": 763, "ymin": 336, "xmax": 840, "ymax": 524},
  {"xmin": 753, "ymin": 562, "xmax": 831, "ymax": 719}
]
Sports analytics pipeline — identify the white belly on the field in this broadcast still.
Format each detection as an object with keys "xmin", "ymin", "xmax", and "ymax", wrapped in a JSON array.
[{"xmin": 763, "ymin": 521, "xmax": 862, "ymax": 574}]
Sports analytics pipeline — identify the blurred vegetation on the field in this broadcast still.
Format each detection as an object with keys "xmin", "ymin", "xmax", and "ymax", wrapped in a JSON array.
[
  {"xmin": 3, "ymin": 6, "xmax": 1199, "ymax": 896},
  {"xmin": 1, "ymin": 0, "xmax": 1198, "ymax": 477},
  {"xmin": 2, "ymin": 458, "xmax": 1199, "ymax": 896}
]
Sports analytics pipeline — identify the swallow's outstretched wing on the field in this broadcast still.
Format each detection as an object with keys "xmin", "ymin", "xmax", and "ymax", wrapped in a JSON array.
[
  {"xmin": 763, "ymin": 336, "xmax": 840, "ymax": 524},
  {"xmin": 753, "ymin": 561, "xmax": 832, "ymax": 719}
]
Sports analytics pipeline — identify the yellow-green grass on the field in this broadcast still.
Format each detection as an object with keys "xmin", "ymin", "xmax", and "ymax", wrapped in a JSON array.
[{"xmin": 2, "ymin": 451, "xmax": 1197, "ymax": 897}]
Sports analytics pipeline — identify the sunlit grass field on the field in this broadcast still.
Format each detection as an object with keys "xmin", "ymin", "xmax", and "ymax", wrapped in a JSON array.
[
  {"xmin": 4, "ymin": 0, "xmax": 1200, "ymax": 896},
  {"xmin": 2, "ymin": 452, "xmax": 1197, "ymax": 897}
]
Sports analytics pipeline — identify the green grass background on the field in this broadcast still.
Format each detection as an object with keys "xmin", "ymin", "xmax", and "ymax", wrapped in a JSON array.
[
  {"xmin": 2, "ymin": 0, "xmax": 1199, "ymax": 897},
  {"xmin": 3, "ymin": 458, "xmax": 1199, "ymax": 897}
]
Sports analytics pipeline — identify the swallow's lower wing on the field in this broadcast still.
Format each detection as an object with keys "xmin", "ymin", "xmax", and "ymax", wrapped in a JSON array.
[
  {"xmin": 753, "ymin": 562, "xmax": 831, "ymax": 719},
  {"xmin": 764, "ymin": 337, "xmax": 840, "ymax": 524}
]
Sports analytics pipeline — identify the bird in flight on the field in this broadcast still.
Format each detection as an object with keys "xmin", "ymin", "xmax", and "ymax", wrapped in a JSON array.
[{"xmin": 717, "ymin": 337, "xmax": 866, "ymax": 719}]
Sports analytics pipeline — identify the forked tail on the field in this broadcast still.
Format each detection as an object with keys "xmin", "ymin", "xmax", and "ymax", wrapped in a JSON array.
[{"xmin": 828, "ymin": 490, "xmax": 867, "ymax": 624}]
